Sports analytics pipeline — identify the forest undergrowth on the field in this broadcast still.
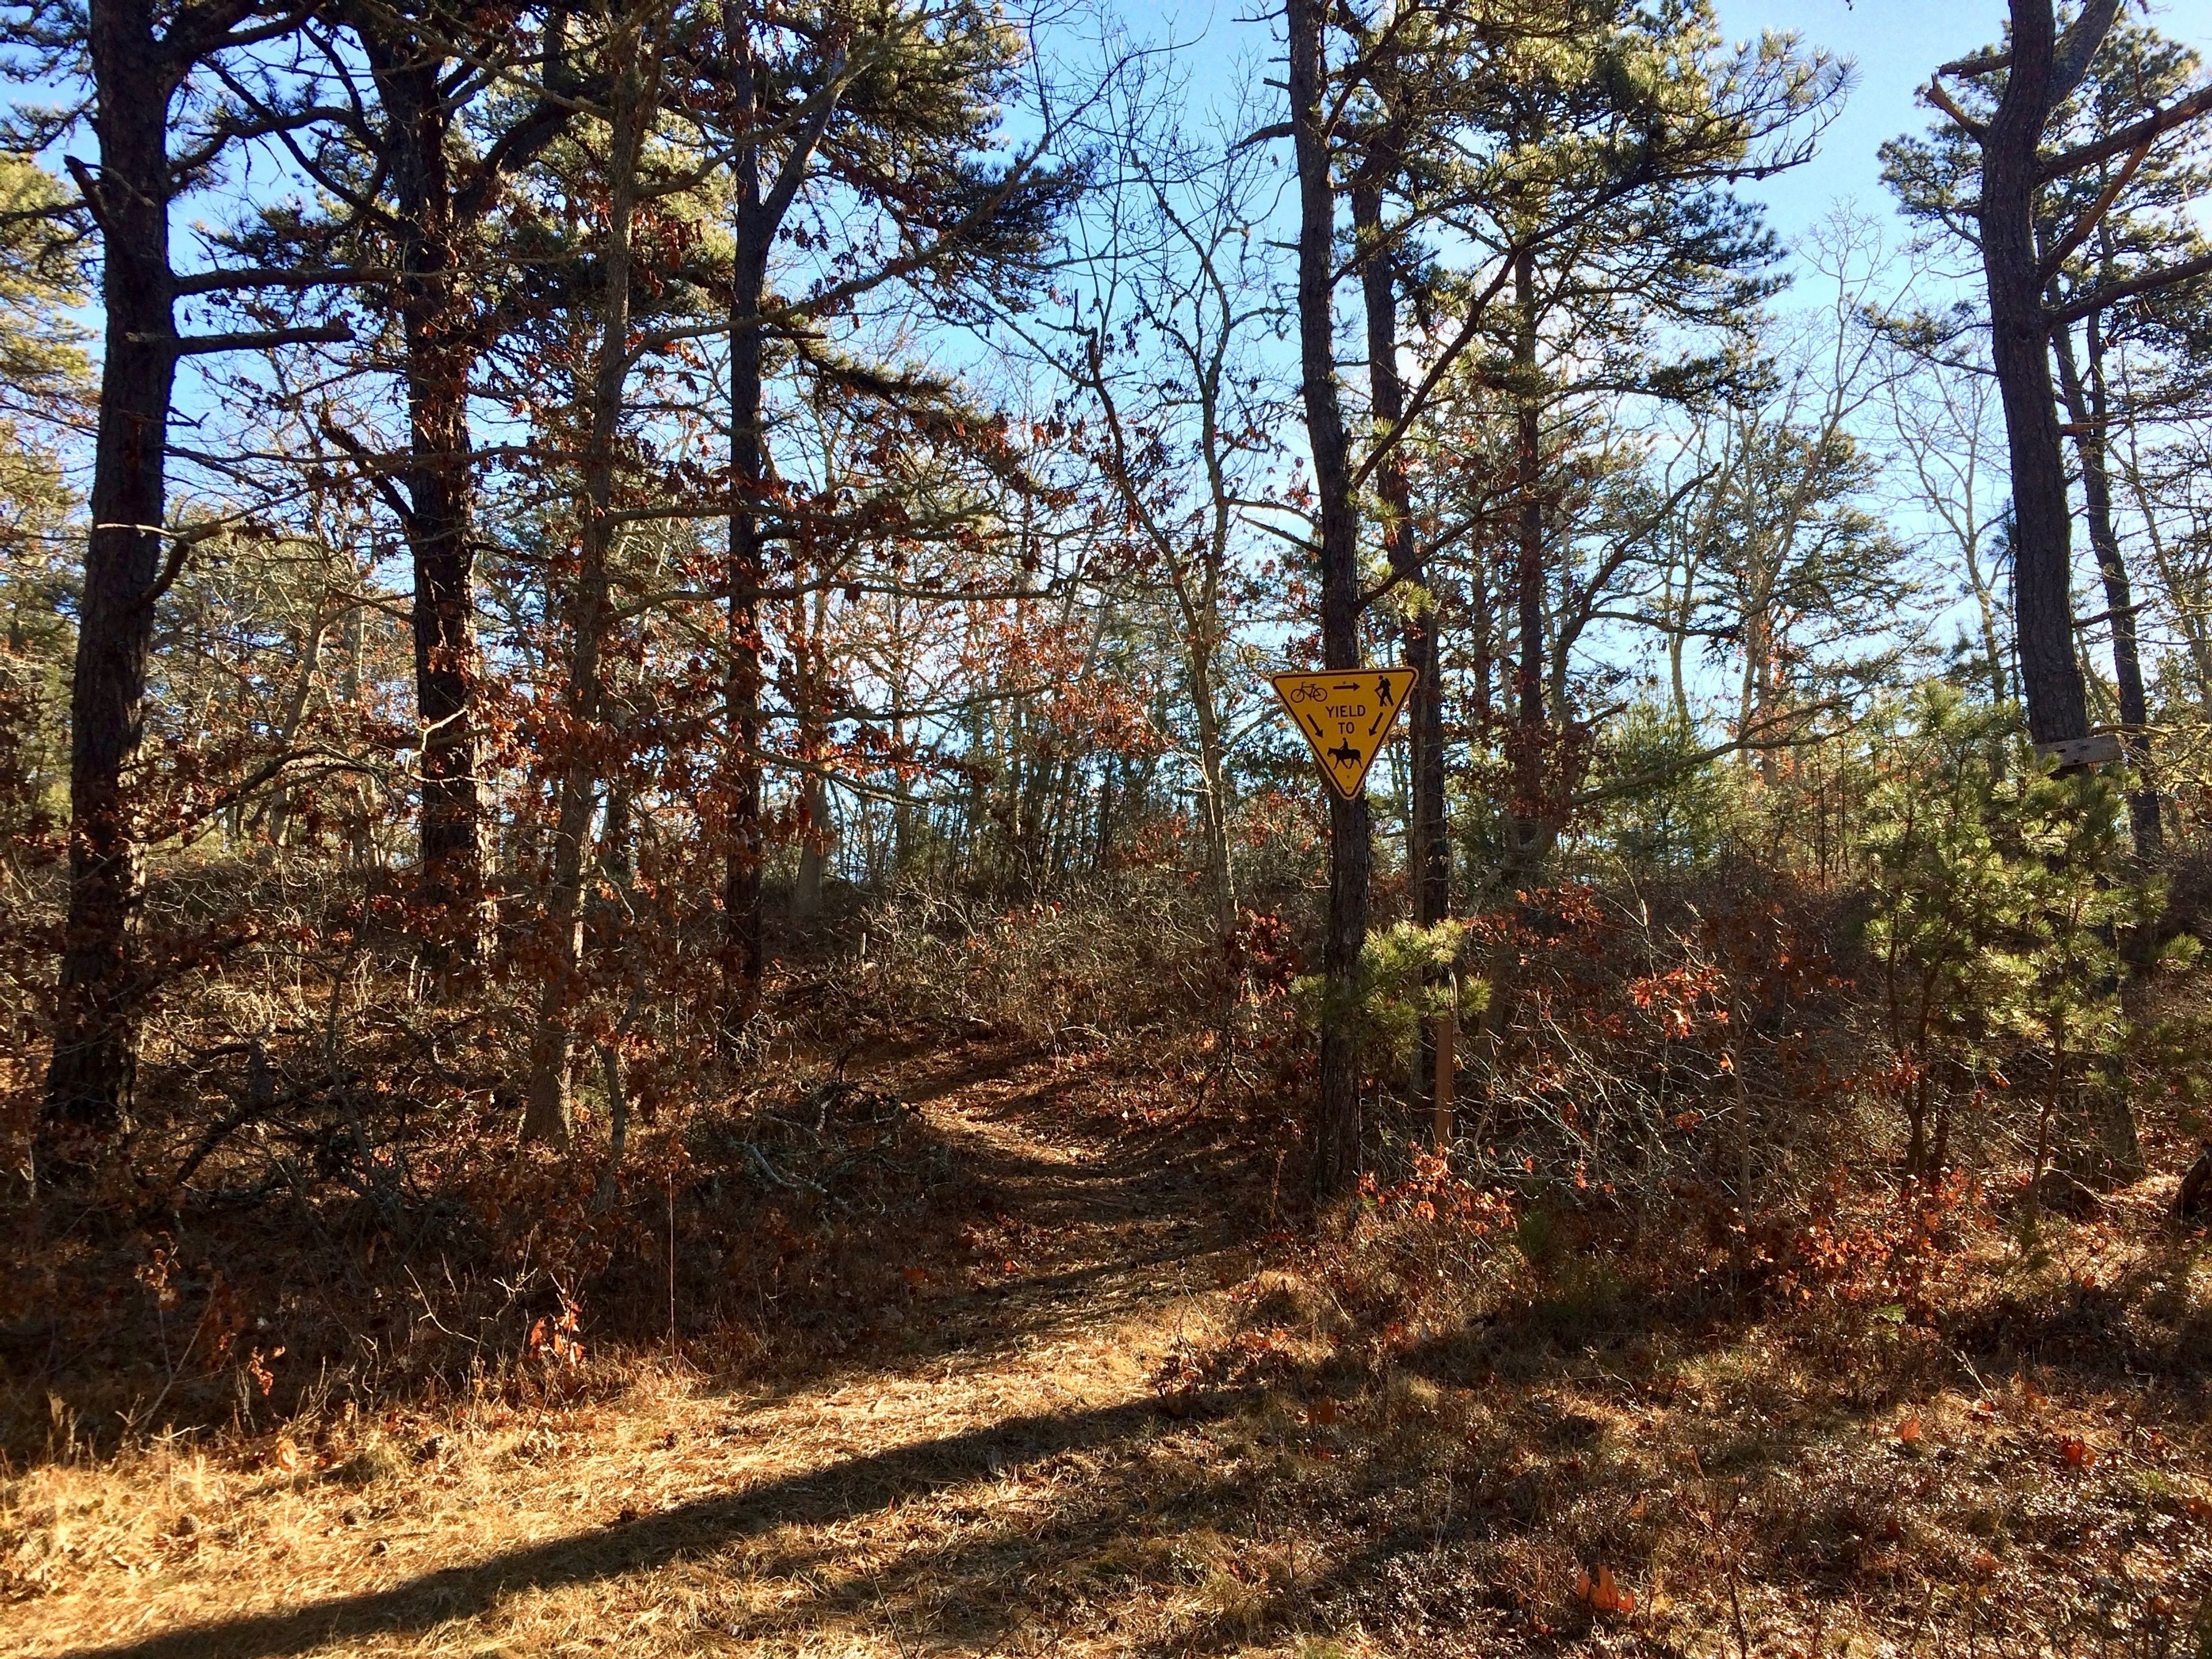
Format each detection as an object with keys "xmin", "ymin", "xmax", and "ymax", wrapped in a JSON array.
[{"xmin": 6, "ymin": 857, "xmax": 2212, "ymax": 1658}]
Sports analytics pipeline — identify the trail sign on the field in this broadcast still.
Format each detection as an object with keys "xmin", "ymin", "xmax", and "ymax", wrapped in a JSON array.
[
  {"xmin": 2035, "ymin": 733, "xmax": 2125, "ymax": 769},
  {"xmin": 1271, "ymin": 668, "xmax": 1418, "ymax": 801}
]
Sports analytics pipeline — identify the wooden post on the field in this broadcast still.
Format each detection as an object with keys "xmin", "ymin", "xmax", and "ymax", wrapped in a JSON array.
[{"xmin": 1433, "ymin": 1009, "xmax": 1456, "ymax": 1158}]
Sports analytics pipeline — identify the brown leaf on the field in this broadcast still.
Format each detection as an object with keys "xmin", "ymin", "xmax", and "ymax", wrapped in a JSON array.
[{"xmin": 1576, "ymin": 1565, "xmax": 1637, "ymax": 1617}]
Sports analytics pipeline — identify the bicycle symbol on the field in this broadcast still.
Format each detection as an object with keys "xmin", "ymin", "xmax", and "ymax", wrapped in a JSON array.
[{"xmin": 1286, "ymin": 679, "xmax": 1328, "ymax": 704}]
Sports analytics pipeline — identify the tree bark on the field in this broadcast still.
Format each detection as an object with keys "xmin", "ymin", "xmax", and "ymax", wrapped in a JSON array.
[
  {"xmin": 1187, "ymin": 637, "xmax": 1236, "ymax": 940},
  {"xmin": 1351, "ymin": 179, "xmax": 1445, "ymax": 933},
  {"xmin": 722, "ymin": 251, "xmax": 770, "ymax": 1036},
  {"xmin": 791, "ymin": 586, "xmax": 832, "ymax": 919},
  {"xmin": 2050, "ymin": 321, "xmax": 2151, "ymax": 1185},
  {"xmin": 1508, "ymin": 247, "xmax": 1551, "ymax": 881},
  {"xmin": 358, "ymin": 32, "xmax": 490, "ymax": 946},
  {"xmin": 1979, "ymin": 0, "xmax": 2116, "ymax": 748},
  {"xmin": 39, "ymin": 0, "xmax": 185, "ymax": 1184},
  {"xmin": 347, "ymin": 9, "xmax": 579, "ymax": 952},
  {"xmin": 1288, "ymin": 0, "xmax": 1368, "ymax": 1200},
  {"xmin": 1186, "ymin": 355, "xmax": 1239, "ymax": 942},
  {"xmin": 1353, "ymin": 167, "xmax": 1447, "ymax": 1118},
  {"xmin": 721, "ymin": 23, "xmax": 776, "ymax": 1039},
  {"xmin": 2052, "ymin": 317, "xmax": 2161, "ymax": 855},
  {"xmin": 1474, "ymin": 249, "xmax": 1550, "ymax": 1080}
]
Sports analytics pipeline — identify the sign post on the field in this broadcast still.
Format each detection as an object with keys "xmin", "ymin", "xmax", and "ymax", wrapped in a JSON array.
[
  {"xmin": 1433, "ymin": 1001, "xmax": 1455, "ymax": 1157},
  {"xmin": 1272, "ymin": 667, "xmax": 1444, "ymax": 1155}
]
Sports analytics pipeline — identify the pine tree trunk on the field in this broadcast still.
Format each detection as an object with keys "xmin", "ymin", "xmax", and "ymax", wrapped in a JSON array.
[
  {"xmin": 399, "ymin": 230, "xmax": 486, "ymax": 940},
  {"xmin": 403, "ymin": 358, "xmax": 487, "ymax": 935},
  {"xmin": 1982, "ymin": 2, "xmax": 2096, "ymax": 749},
  {"xmin": 353, "ymin": 7, "xmax": 582, "ymax": 952},
  {"xmin": 792, "ymin": 589, "xmax": 832, "ymax": 919},
  {"xmin": 2051, "ymin": 326, "xmax": 2151, "ymax": 1186},
  {"xmin": 1289, "ymin": 0, "xmax": 1369, "ymax": 1200},
  {"xmin": 1351, "ymin": 179, "xmax": 1445, "ymax": 931},
  {"xmin": 724, "ymin": 226, "xmax": 770, "ymax": 1035},
  {"xmin": 39, "ymin": 0, "xmax": 181, "ymax": 1185},
  {"xmin": 357, "ymin": 28, "xmax": 490, "ymax": 955},
  {"xmin": 1476, "ymin": 252, "xmax": 1551, "ymax": 1076},
  {"xmin": 1188, "ymin": 643, "xmax": 1236, "ymax": 940},
  {"xmin": 793, "ymin": 772, "xmax": 830, "ymax": 918},
  {"xmin": 2054, "ymin": 319, "xmax": 2161, "ymax": 855},
  {"xmin": 1353, "ymin": 167, "xmax": 1448, "ymax": 1113},
  {"xmin": 1509, "ymin": 248, "xmax": 1550, "ymax": 884}
]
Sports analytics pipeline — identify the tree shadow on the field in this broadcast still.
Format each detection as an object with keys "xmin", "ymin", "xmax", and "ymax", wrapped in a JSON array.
[
  {"xmin": 1942, "ymin": 1229, "xmax": 2212, "ymax": 1392},
  {"xmin": 2, "ymin": 1043, "xmax": 1266, "ymax": 1463},
  {"xmin": 681, "ymin": 1080, "xmax": 1265, "ymax": 1415},
  {"xmin": 50, "ymin": 1396, "xmax": 1198, "ymax": 1659},
  {"xmin": 41, "ymin": 1378, "xmax": 1575, "ymax": 1659},
  {"xmin": 43, "ymin": 1214, "xmax": 2188, "ymax": 1659}
]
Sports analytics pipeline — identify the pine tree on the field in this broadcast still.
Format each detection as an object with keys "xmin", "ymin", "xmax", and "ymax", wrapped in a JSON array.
[{"xmin": 9, "ymin": 0, "xmax": 347, "ymax": 1184}]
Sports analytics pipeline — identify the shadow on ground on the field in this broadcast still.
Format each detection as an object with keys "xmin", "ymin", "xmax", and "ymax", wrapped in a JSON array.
[
  {"xmin": 50, "ymin": 1397, "xmax": 1199, "ymax": 1659},
  {"xmin": 25, "ymin": 1050, "xmax": 2211, "ymax": 1659}
]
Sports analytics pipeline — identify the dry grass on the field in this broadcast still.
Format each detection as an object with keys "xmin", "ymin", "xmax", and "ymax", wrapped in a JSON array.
[{"xmin": 6, "ymin": 1046, "xmax": 2212, "ymax": 1658}]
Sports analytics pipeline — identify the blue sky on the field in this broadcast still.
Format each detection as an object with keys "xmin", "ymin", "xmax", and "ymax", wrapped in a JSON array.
[
  {"xmin": 1719, "ymin": 0, "xmax": 2212, "ymax": 238},
  {"xmin": 1108, "ymin": 0, "xmax": 2212, "ymax": 243}
]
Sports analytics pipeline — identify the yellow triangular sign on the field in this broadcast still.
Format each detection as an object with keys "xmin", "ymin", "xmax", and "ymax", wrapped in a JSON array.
[{"xmin": 1271, "ymin": 668, "xmax": 1418, "ymax": 801}]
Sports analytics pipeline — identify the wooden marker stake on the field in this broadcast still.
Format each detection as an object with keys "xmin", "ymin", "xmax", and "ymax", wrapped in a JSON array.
[{"xmin": 1433, "ymin": 1010, "xmax": 1456, "ymax": 1158}]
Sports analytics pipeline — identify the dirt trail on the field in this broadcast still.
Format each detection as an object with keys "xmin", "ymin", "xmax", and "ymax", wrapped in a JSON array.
[
  {"xmin": 21, "ymin": 1046, "xmax": 2203, "ymax": 1658},
  {"xmin": 6, "ymin": 1047, "xmax": 1267, "ymax": 1659}
]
